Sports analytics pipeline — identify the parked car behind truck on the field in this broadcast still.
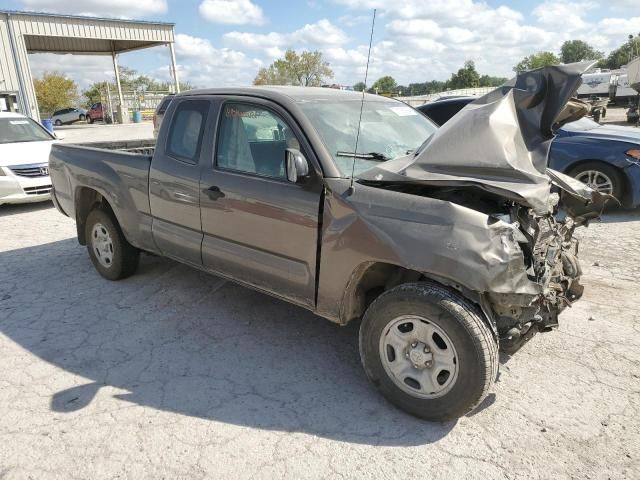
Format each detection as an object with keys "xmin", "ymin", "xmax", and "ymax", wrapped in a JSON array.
[
  {"xmin": 0, "ymin": 112, "xmax": 55, "ymax": 205},
  {"xmin": 51, "ymin": 107, "xmax": 86, "ymax": 126},
  {"xmin": 49, "ymin": 66, "xmax": 607, "ymax": 420}
]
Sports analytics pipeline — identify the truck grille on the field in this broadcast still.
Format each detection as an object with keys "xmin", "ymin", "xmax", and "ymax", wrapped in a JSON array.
[
  {"xmin": 23, "ymin": 185, "xmax": 52, "ymax": 196},
  {"xmin": 10, "ymin": 164, "xmax": 49, "ymax": 177}
]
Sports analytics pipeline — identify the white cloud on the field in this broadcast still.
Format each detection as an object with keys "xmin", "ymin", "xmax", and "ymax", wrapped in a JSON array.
[
  {"xmin": 224, "ymin": 19, "xmax": 348, "ymax": 56},
  {"xmin": 199, "ymin": 0, "xmax": 266, "ymax": 25},
  {"xmin": 20, "ymin": 0, "xmax": 167, "ymax": 18},
  {"xmin": 173, "ymin": 34, "xmax": 257, "ymax": 86},
  {"xmin": 532, "ymin": 1, "xmax": 594, "ymax": 31}
]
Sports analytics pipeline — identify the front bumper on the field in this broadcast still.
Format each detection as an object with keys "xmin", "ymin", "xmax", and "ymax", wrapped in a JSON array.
[{"xmin": 0, "ymin": 166, "xmax": 52, "ymax": 205}]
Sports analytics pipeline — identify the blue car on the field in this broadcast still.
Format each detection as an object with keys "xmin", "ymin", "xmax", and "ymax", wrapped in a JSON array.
[{"xmin": 418, "ymin": 97, "xmax": 640, "ymax": 207}]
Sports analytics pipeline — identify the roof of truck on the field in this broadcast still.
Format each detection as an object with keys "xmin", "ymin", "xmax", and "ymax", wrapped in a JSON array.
[{"xmin": 180, "ymin": 86, "xmax": 394, "ymax": 104}]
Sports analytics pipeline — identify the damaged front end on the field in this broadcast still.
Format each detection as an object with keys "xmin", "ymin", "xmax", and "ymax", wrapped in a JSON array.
[
  {"xmin": 357, "ymin": 62, "xmax": 612, "ymax": 353},
  {"xmin": 487, "ymin": 203, "xmax": 584, "ymax": 353}
]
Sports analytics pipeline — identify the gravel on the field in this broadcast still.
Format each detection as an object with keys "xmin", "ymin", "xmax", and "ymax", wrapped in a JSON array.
[{"xmin": 0, "ymin": 202, "xmax": 638, "ymax": 479}]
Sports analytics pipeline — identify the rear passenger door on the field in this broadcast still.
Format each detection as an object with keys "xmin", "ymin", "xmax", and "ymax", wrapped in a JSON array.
[
  {"xmin": 199, "ymin": 99, "xmax": 323, "ymax": 307},
  {"xmin": 149, "ymin": 98, "xmax": 213, "ymax": 266}
]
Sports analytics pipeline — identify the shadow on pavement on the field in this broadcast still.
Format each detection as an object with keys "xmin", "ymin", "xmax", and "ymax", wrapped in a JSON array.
[
  {"xmin": 0, "ymin": 238, "xmax": 455, "ymax": 446},
  {"xmin": 0, "ymin": 201, "xmax": 54, "ymax": 218}
]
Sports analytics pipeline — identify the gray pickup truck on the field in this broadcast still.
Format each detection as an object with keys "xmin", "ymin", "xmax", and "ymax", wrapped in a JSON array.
[{"xmin": 49, "ymin": 65, "xmax": 607, "ymax": 420}]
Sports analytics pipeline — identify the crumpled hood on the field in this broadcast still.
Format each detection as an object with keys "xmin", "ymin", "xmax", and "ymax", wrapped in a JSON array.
[{"xmin": 359, "ymin": 62, "xmax": 606, "ymax": 215}]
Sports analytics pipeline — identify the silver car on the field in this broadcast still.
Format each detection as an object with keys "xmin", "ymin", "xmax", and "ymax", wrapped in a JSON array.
[{"xmin": 51, "ymin": 107, "xmax": 87, "ymax": 126}]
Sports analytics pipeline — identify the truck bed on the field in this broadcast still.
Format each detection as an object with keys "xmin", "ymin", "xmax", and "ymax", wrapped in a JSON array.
[{"xmin": 49, "ymin": 142, "xmax": 156, "ymax": 252}]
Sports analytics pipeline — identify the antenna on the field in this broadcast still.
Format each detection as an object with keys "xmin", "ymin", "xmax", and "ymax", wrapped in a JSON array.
[{"xmin": 348, "ymin": 8, "xmax": 376, "ymax": 195}]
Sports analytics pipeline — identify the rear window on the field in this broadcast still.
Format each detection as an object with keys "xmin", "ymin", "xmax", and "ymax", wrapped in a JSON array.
[{"xmin": 166, "ymin": 100, "xmax": 209, "ymax": 163}]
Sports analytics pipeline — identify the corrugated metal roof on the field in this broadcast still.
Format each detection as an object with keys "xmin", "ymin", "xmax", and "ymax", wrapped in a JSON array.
[{"xmin": 0, "ymin": 10, "xmax": 174, "ymax": 26}]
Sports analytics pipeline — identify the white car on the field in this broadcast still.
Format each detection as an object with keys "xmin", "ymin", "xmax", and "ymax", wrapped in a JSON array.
[
  {"xmin": 0, "ymin": 112, "xmax": 56, "ymax": 205},
  {"xmin": 51, "ymin": 107, "xmax": 87, "ymax": 126}
]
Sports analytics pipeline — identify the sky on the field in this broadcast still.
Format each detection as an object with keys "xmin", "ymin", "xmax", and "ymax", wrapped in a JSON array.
[{"xmin": 1, "ymin": 0, "xmax": 640, "ymax": 91}]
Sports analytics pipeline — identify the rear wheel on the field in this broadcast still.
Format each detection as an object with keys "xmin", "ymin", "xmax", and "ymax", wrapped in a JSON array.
[
  {"xmin": 79, "ymin": 114, "xmax": 85, "ymax": 121},
  {"xmin": 54, "ymin": 119, "xmax": 62, "ymax": 126},
  {"xmin": 85, "ymin": 207, "xmax": 139, "ymax": 280},
  {"xmin": 359, "ymin": 282, "xmax": 498, "ymax": 421},
  {"xmin": 568, "ymin": 162, "xmax": 623, "ymax": 199}
]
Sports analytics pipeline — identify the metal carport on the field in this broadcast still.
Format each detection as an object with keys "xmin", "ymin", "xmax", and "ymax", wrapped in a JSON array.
[{"xmin": 0, "ymin": 10, "xmax": 179, "ymax": 121}]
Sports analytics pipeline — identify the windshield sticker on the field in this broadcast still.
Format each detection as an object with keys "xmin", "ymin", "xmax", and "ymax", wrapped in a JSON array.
[
  {"xmin": 9, "ymin": 120, "xmax": 29, "ymax": 125},
  {"xmin": 389, "ymin": 106, "xmax": 418, "ymax": 116}
]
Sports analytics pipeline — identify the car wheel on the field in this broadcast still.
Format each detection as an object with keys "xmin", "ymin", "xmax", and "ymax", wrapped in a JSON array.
[
  {"xmin": 359, "ymin": 282, "xmax": 498, "ymax": 421},
  {"xmin": 85, "ymin": 207, "xmax": 140, "ymax": 281},
  {"xmin": 569, "ymin": 162, "xmax": 624, "ymax": 199},
  {"xmin": 87, "ymin": 116, "xmax": 93, "ymax": 124},
  {"xmin": 79, "ymin": 114, "xmax": 85, "ymax": 121},
  {"xmin": 54, "ymin": 119, "xmax": 62, "ymax": 126}
]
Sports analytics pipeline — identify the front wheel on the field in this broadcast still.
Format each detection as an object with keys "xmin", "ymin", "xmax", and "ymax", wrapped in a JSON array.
[
  {"xmin": 85, "ymin": 207, "xmax": 139, "ymax": 280},
  {"xmin": 359, "ymin": 282, "xmax": 498, "ymax": 421},
  {"xmin": 87, "ymin": 116, "xmax": 93, "ymax": 124},
  {"xmin": 54, "ymin": 119, "xmax": 62, "ymax": 126},
  {"xmin": 79, "ymin": 114, "xmax": 85, "ymax": 121}
]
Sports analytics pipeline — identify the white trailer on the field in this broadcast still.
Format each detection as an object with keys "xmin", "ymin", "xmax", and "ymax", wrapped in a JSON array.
[
  {"xmin": 576, "ymin": 71, "xmax": 613, "ymax": 98},
  {"xmin": 610, "ymin": 73, "xmax": 639, "ymax": 105}
]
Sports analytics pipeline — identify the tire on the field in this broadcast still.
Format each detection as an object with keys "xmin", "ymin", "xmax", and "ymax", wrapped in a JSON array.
[
  {"xmin": 568, "ymin": 161, "xmax": 624, "ymax": 200},
  {"xmin": 79, "ymin": 114, "xmax": 85, "ymax": 121},
  {"xmin": 85, "ymin": 207, "xmax": 139, "ymax": 280},
  {"xmin": 359, "ymin": 282, "xmax": 498, "ymax": 421},
  {"xmin": 87, "ymin": 116, "xmax": 93, "ymax": 124},
  {"xmin": 54, "ymin": 119, "xmax": 62, "ymax": 126}
]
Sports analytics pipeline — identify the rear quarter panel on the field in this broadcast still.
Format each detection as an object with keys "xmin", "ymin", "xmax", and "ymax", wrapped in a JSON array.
[{"xmin": 49, "ymin": 144, "xmax": 157, "ymax": 252}]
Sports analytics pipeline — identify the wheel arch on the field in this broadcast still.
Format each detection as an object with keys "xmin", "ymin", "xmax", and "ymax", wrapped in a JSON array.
[
  {"xmin": 339, "ymin": 261, "xmax": 496, "ymax": 337},
  {"xmin": 74, "ymin": 187, "xmax": 117, "ymax": 245}
]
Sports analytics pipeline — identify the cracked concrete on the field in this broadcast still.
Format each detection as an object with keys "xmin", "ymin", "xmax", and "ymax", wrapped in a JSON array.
[{"xmin": 0, "ymin": 202, "xmax": 638, "ymax": 479}]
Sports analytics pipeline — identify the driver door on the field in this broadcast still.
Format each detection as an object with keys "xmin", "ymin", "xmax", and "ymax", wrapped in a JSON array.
[{"xmin": 199, "ymin": 99, "xmax": 323, "ymax": 307}]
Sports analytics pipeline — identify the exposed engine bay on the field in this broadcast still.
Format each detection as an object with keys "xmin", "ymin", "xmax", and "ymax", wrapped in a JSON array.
[{"xmin": 488, "ymin": 204, "xmax": 584, "ymax": 353}]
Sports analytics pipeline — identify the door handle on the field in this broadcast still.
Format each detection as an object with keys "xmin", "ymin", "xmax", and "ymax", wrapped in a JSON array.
[{"xmin": 204, "ymin": 185, "xmax": 225, "ymax": 201}]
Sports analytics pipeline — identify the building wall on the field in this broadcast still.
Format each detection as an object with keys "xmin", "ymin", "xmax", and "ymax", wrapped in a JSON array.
[{"xmin": 0, "ymin": 15, "xmax": 21, "ymax": 100}]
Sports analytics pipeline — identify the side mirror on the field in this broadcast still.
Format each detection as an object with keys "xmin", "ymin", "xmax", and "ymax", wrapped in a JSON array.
[{"xmin": 285, "ymin": 148, "xmax": 310, "ymax": 183}]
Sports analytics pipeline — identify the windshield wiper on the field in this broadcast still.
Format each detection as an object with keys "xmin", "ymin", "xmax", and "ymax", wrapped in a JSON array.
[{"xmin": 336, "ymin": 151, "xmax": 389, "ymax": 161}]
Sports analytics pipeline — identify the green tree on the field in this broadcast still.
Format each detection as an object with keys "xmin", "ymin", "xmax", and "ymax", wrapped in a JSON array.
[
  {"xmin": 34, "ymin": 71, "xmax": 78, "ymax": 116},
  {"xmin": 514, "ymin": 51, "xmax": 560, "ymax": 72},
  {"xmin": 446, "ymin": 61, "xmax": 481, "ymax": 89},
  {"xmin": 352, "ymin": 81, "xmax": 366, "ymax": 92},
  {"xmin": 478, "ymin": 74, "xmax": 508, "ymax": 87},
  {"xmin": 599, "ymin": 36, "xmax": 640, "ymax": 70},
  {"xmin": 371, "ymin": 76, "xmax": 397, "ymax": 94},
  {"xmin": 560, "ymin": 40, "xmax": 604, "ymax": 64},
  {"xmin": 254, "ymin": 50, "xmax": 333, "ymax": 86}
]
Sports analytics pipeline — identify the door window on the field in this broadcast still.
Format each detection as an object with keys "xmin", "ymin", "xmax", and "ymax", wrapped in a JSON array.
[
  {"xmin": 216, "ymin": 103, "xmax": 299, "ymax": 179},
  {"xmin": 166, "ymin": 100, "xmax": 210, "ymax": 163}
]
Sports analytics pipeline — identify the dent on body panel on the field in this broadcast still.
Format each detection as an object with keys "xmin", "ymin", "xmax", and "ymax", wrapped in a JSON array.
[{"xmin": 316, "ymin": 179, "xmax": 538, "ymax": 322}]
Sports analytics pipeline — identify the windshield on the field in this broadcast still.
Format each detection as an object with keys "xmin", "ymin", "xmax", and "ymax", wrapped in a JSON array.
[
  {"xmin": 300, "ymin": 100, "xmax": 437, "ymax": 177},
  {"xmin": 561, "ymin": 117, "xmax": 600, "ymax": 132},
  {"xmin": 0, "ymin": 118, "xmax": 54, "ymax": 144}
]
